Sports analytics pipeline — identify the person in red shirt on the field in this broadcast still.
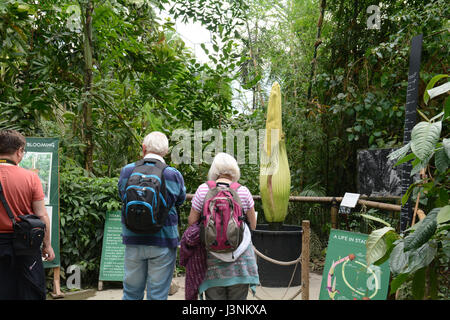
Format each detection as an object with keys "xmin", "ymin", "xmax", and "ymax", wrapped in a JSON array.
[{"xmin": 0, "ymin": 129, "xmax": 55, "ymax": 300}]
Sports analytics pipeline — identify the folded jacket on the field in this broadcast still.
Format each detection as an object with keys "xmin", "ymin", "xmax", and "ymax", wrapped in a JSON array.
[{"xmin": 179, "ymin": 223, "xmax": 207, "ymax": 300}]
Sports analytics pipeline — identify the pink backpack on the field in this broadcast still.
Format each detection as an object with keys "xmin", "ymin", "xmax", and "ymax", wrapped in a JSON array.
[{"xmin": 200, "ymin": 181, "xmax": 245, "ymax": 253}]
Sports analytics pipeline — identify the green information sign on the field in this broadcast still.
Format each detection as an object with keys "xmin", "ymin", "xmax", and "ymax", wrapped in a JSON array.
[
  {"xmin": 319, "ymin": 229, "xmax": 390, "ymax": 300},
  {"xmin": 99, "ymin": 211, "xmax": 125, "ymax": 281},
  {"xmin": 20, "ymin": 137, "xmax": 60, "ymax": 268}
]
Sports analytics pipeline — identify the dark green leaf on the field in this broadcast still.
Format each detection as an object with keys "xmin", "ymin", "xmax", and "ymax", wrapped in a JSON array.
[
  {"xmin": 404, "ymin": 208, "xmax": 439, "ymax": 251},
  {"xmin": 411, "ymin": 267, "xmax": 426, "ymax": 300},
  {"xmin": 437, "ymin": 205, "xmax": 450, "ymax": 225},
  {"xmin": 390, "ymin": 241, "xmax": 408, "ymax": 276},
  {"xmin": 389, "ymin": 273, "xmax": 409, "ymax": 294}
]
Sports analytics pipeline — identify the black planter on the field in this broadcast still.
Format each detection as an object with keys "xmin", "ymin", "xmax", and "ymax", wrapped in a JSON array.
[{"xmin": 252, "ymin": 224, "xmax": 303, "ymax": 287}]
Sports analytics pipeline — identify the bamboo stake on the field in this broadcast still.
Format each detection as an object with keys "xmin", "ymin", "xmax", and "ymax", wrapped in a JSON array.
[
  {"xmin": 411, "ymin": 192, "xmax": 421, "ymax": 226},
  {"xmin": 412, "ymin": 168, "xmax": 427, "ymax": 225}
]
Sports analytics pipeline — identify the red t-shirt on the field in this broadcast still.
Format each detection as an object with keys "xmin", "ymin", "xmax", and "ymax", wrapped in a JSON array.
[{"xmin": 0, "ymin": 165, "xmax": 45, "ymax": 233}]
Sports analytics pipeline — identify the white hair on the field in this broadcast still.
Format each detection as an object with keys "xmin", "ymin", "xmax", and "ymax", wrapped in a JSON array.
[
  {"xmin": 143, "ymin": 131, "xmax": 169, "ymax": 156},
  {"xmin": 208, "ymin": 152, "xmax": 240, "ymax": 182}
]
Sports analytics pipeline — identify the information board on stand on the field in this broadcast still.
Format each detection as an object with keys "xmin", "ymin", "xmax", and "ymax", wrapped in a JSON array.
[
  {"xmin": 99, "ymin": 211, "xmax": 125, "ymax": 283},
  {"xmin": 319, "ymin": 229, "xmax": 390, "ymax": 300},
  {"xmin": 21, "ymin": 137, "xmax": 60, "ymax": 268}
]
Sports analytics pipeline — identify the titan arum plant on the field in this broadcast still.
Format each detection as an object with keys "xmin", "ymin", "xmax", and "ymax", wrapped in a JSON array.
[{"xmin": 260, "ymin": 82, "xmax": 291, "ymax": 230}]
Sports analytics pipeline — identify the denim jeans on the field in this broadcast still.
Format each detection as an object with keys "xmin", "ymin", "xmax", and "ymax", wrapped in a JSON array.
[{"xmin": 122, "ymin": 245, "xmax": 176, "ymax": 300}]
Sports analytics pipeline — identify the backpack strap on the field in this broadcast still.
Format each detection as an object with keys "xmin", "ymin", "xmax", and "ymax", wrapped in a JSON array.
[
  {"xmin": 138, "ymin": 158, "xmax": 168, "ymax": 170},
  {"xmin": 227, "ymin": 182, "xmax": 243, "ymax": 212},
  {"xmin": 206, "ymin": 180, "xmax": 216, "ymax": 189},
  {"xmin": 0, "ymin": 181, "xmax": 16, "ymax": 226},
  {"xmin": 134, "ymin": 159, "xmax": 145, "ymax": 167},
  {"xmin": 208, "ymin": 181, "xmax": 241, "ymax": 190},
  {"xmin": 229, "ymin": 182, "xmax": 241, "ymax": 191}
]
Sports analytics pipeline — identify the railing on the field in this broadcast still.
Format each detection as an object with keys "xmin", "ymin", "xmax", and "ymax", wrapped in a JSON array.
[{"xmin": 185, "ymin": 194, "xmax": 425, "ymax": 229}]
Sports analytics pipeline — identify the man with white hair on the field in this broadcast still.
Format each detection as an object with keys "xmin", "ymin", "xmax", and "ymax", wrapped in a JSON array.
[{"xmin": 118, "ymin": 131, "xmax": 186, "ymax": 300}]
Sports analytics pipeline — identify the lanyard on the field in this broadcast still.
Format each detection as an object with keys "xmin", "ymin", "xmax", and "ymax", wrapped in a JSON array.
[{"xmin": 0, "ymin": 159, "xmax": 16, "ymax": 165}]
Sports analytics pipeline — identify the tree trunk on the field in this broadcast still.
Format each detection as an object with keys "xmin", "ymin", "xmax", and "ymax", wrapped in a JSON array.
[
  {"xmin": 289, "ymin": 0, "xmax": 298, "ymax": 109},
  {"xmin": 82, "ymin": 0, "xmax": 94, "ymax": 173},
  {"xmin": 246, "ymin": 19, "xmax": 264, "ymax": 109},
  {"xmin": 307, "ymin": 0, "xmax": 326, "ymax": 101}
]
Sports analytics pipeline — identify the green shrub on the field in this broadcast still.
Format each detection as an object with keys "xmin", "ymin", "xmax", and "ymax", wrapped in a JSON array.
[
  {"xmin": 57, "ymin": 160, "xmax": 191, "ymax": 287},
  {"xmin": 59, "ymin": 161, "xmax": 121, "ymax": 286}
]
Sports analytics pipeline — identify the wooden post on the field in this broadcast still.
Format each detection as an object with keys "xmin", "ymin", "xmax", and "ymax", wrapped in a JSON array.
[
  {"xmin": 330, "ymin": 198, "xmax": 338, "ymax": 229},
  {"xmin": 301, "ymin": 220, "xmax": 310, "ymax": 300}
]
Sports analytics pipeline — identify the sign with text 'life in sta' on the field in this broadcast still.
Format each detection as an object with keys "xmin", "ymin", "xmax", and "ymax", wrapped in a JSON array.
[
  {"xmin": 319, "ymin": 229, "xmax": 390, "ymax": 300},
  {"xmin": 99, "ymin": 211, "xmax": 125, "ymax": 281}
]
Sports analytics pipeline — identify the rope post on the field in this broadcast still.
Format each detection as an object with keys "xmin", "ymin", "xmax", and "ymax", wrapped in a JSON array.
[
  {"xmin": 330, "ymin": 197, "xmax": 338, "ymax": 229},
  {"xmin": 301, "ymin": 220, "xmax": 310, "ymax": 300}
]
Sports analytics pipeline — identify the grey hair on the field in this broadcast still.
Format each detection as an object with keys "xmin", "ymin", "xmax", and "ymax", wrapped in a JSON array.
[
  {"xmin": 143, "ymin": 131, "xmax": 169, "ymax": 156},
  {"xmin": 207, "ymin": 152, "xmax": 240, "ymax": 182}
]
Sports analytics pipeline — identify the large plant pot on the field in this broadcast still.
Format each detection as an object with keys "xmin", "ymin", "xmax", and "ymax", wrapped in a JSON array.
[{"xmin": 251, "ymin": 224, "xmax": 303, "ymax": 287}]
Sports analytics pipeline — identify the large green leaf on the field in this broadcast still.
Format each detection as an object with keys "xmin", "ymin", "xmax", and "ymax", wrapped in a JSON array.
[
  {"xmin": 401, "ymin": 181, "xmax": 420, "ymax": 205},
  {"xmin": 444, "ymin": 97, "xmax": 450, "ymax": 120},
  {"xmin": 410, "ymin": 154, "xmax": 432, "ymax": 177},
  {"xmin": 404, "ymin": 208, "xmax": 439, "ymax": 252},
  {"xmin": 410, "ymin": 121, "xmax": 442, "ymax": 162},
  {"xmin": 435, "ymin": 147, "xmax": 449, "ymax": 172},
  {"xmin": 388, "ymin": 142, "xmax": 410, "ymax": 162},
  {"xmin": 443, "ymin": 138, "xmax": 450, "ymax": 159},
  {"xmin": 443, "ymin": 237, "xmax": 450, "ymax": 259},
  {"xmin": 389, "ymin": 273, "xmax": 410, "ymax": 294},
  {"xmin": 361, "ymin": 214, "xmax": 391, "ymax": 227},
  {"xmin": 407, "ymin": 242, "xmax": 437, "ymax": 274},
  {"xmin": 394, "ymin": 152, "xmax": 415, "ymax": 167},
  {"xmin": 423, "ymin": 74, "xmax": 449, "ymax": 105},
  {"xmin": 437, "ymin": 205, "xmax": 450, "ymax": 225},
  {"xmin": 390, "ymin": 240, "xmax": 437, "ymax": 276},
  {"xmin": 366, "ymin": 226, "xmax": 396, "ymax": 266},
  {"xmin": 390, "ymin": 241, "xmax": 408, "ymax": 276},
  {"xmin": 411, "ymin": 267, "xmax": 426, "ymax": 300}
]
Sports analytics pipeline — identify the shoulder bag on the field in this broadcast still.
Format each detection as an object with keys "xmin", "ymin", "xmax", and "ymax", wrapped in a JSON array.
[{"xmin": 0, "ymin": 181, "xmax": 45, "ymax": 255}]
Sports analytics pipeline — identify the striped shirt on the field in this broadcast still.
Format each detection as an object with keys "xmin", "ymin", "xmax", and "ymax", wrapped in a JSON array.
[
  {"xmin": 191, "ymin": 182, "xmax": 254, "ymax": 213},
  {"xmin": 118, "ymin": 156, "xmax": 186, "ymax": 248}
]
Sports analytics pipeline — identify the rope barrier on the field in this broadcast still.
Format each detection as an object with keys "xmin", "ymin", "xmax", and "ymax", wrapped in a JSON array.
[
  {"xmin": 251, "ymin": 245, "xmax": 303, "ymax": 300},
  {"xmin": 252, "ymin": 245, "xmax": 302, "ymax": 266}
]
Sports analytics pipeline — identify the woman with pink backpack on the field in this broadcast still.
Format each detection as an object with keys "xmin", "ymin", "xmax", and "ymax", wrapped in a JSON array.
[{"xmin": 181, "ymin": 152, "xmax": 259, "ymax": 300}]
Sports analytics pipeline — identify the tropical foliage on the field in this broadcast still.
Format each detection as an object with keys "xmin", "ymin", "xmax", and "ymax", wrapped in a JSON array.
[
  {"xmin": 365, "ymin": 75, "xmax": 449, "ymax": 299},
  {"xmin": 1, "ymin": 0, "xmax": 448, "ymax": 296}
]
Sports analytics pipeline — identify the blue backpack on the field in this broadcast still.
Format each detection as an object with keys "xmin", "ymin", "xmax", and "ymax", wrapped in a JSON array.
[{"xmin": 123, "ymin": 159, "xmax": 169, "ymax": 234}]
